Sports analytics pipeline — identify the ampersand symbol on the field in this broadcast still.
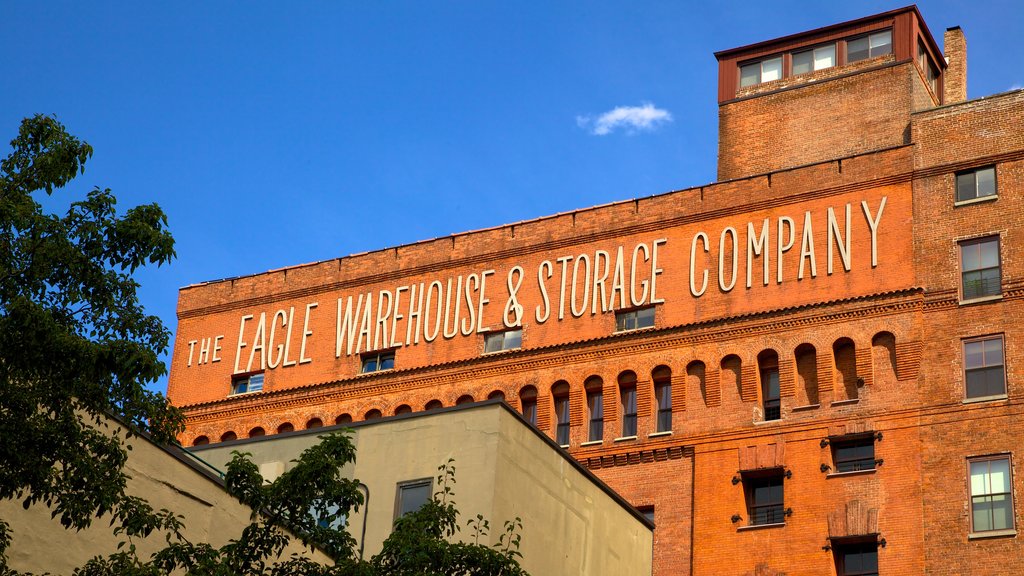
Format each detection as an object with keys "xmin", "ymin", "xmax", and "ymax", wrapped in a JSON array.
[{"xmin": 504, "ymin": 266, "xmax": 524, "ymax": 328}]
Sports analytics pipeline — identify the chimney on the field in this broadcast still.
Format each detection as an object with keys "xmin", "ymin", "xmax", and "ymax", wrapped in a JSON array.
[{"xmin": 943, "ymin": 27, "xmax": 967, "ymax": 104}]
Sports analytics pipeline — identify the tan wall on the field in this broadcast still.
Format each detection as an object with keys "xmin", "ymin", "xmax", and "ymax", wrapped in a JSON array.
[
  {"xmin": 193, "ymin": 403, "xmax": 653, "ymax": 576},
  {"xmin": 0, "ymin": 417, "xmax": 328, "ymax": 574}
]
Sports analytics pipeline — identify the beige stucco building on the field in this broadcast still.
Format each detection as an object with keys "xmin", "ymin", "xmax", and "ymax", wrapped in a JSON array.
[{"xmin": 192, "ymin": 400, "xmax": 655, "ymax": 576}]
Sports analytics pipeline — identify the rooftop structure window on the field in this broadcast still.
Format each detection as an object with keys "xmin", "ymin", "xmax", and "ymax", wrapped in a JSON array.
[
  {"xmin": 792, "ymin": 43, "xmax": 836, "ymax": 75},
  {"xmin": 230, "ymin": 372, "xmax": 264, "ymax": 395},
  {"xmin": 484, "ymin": 329, "xmax": 522, "ymax": 353},
  {"xmin": 361, "ymin": 350, "xmax": 395, "ymax": 373},
  {"xmin": 847, "ymin": 30, "xmax": 892, "ymax": 63},
  {"xmin": 956, "ymin": 167, "xmax": 997, "ymax": 203},
  {"xmin": 615, "ymin": 306, "xmax": 655, "ymax": 332},
  {"xmin": 740, "ymin": 56, "xmax": 782, "ymax": 88},
  {"xmin": 964, "ymin": 336, "xmax": 1006, "ymax": 400},
  {"xmin": 918, "ymin": 39, "xmax": 940, "ymax": 97},
  {"xmin": 959, "ymin": 236, "xmax": 1001, "ymax": 302}
]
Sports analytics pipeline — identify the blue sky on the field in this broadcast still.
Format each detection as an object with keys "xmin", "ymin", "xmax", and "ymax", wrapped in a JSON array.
[{"xmin": 2, "ymin": 1, "xmax": 1022, "ymax": 394}]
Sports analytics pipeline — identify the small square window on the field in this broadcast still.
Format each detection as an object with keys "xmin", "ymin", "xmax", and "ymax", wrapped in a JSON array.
[
  {"xmin": 832, "ymin": 435, "xmax": 876, "ymax": 473},
  {"xmin": 848, "ymin": 30, "xmax": 892, "ymax": 63},
  {"xmin": 959, "ymin": 236, "xmax": 1001, "ymax": 301},
  {"xmin": 956, "ymin": 167, "xmax": 997, "ymax": 203},
  {"xmin": 483, "ymin": 329, "xmax": 522, "ymax": 353},
  {"xmin": 834, "ymin": 540, "xmax": 879, "ymax": 576},
  {"xmin": 395, "ymin": 478, "xmax": 432, "ymax": 520},
  {"xmin": 739, "ymin": 56, "xmax": 782, "ymax": 88},
  {"xmin": 230, "ymin": 373, "xmax": 264, "ymax": 395},
  {"xmin": 615, "ymin": 307, "xmax": 655, "ymax": 332},
  {"xmin": 361, "ymin": 351, "xmax": 395, "ymax": 373},
  {"xmin": 964, "ymin": 336, "xmax": 1006, "ymax": 399},
  {"xmin": 744, "ymin": 470, "xmax": 785, "ymax": 526},
  {"xmin": 969, "ymin": 456, "xmax": 1015, "ymax": 533}
]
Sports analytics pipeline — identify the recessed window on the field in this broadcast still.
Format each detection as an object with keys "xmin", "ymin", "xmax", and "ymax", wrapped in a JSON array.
[
  {"xmin": 744, "ymin": 470, "xmax": 785, "ymax": 526},
  {"xmin": 484, "ymin": 329, "xmax": 522, "ymax": 353},
  {"xmin": 740, "ymin": 56, "xmax": 783, "ymax": 88},
  {"xmin": 969, "ymin": 456, "xmax": 1015, "ymax": 533},
  {"xmin": 585, "ymin": 376, "xmax": 604, "ymax": 442},
  {"xmin": 653, "ymin": 366, "xmax": 672, "ymax": 433},
  {"xmin": 834, "ymin": 541, "xmax": 879, "ymax": 576},
  {"xmin": 917, "ymin": 39, "xmax": 940, "ymax": 96},
  {"xmin": 553, "ymin": 381, "xmax": 570, "ymax": 446},
  {"xmin": 793, "ymin": 43, "xmax": 836, "ymax": 75},
  {"xmin": 230, "ymin": 373, "xmax": 264, "ymax": 395},
  {"xmin": 956, "ymin": 167, "xmax": 997, "ymax": 203},
  {"xmin": 519, "ymin": 386, "xmax": 538, "ymax": 426},
  {"xmin": 759, "ymin": 353, "xmax": 781, "ymax": 421},
  {"xmin": 615, "ymin": 306, "xmax": 655, "ymax": 332},
  {"xmin": 832, "ymin": 435, "xmax": 876, "ymax": 473},
  {"xmin": 965, "ymin": 336, "xmax": 1006, "ymax": 399},
  {"xmin": 847, "ymin": 30, "xmax": 892, "ymax": 63},
  {"xmin": 395, "ymin": 479, "xmax": 432, "ymax": 520},
  {"xmin": 361, "ymin": 350, "xmax": 395, "ymax": 373},
  {"xmin": 960, "ymin": 236, "xmax": 1001, "ymax": 301},
  {"xmin": 619, "ymin": 371, "xmax": 638, "ymax": 437}
]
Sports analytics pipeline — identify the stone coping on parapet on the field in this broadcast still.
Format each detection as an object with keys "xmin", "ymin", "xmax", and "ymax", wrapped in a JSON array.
[{"xmin": 177, "ymin": 145, "xmax": 915, "ymax": 317}]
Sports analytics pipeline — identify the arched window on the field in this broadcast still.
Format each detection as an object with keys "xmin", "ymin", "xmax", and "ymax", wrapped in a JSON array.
[
  {"xmin": 364, "ymin": 409, "xmax": 382, "ymax": 420},
  {"xmin": 652, "ymin": 365, "xmax": 672, "ymax": 432},
  {"xmin": 552, "ymin": 381, "xmax": 570, "ymax": 446},
  {"xmin": 249, "ymin": 426, "xmax": 265, "ymax": 438},
  {"xmin": 456, "ymin": 394, "xmax": 474, "ymax": 405},
  {"xmin": 584, "ymin": 376, "xmax": 604, "ymax": 442},
  {"xmin": 618, "ymin": 371, "xmax": 638, "ymax": 437},
  {"xmin": 192, "ymin": 435, "xmax": 210, "ymax": 446},
  {"xmin": 395, "ymin": 404, "xmax": 412, "ymax": 415},
  {"xmin": 220, "ymin": 431, "xmax": 237, "ymax": 442},
  {"xmin": 794, "ymin": 343, "xmax": 818, "ymax": 406},
  {"xmin": 425, "ymin": 399, "xmax": 443, "ymax": 411},
  {"xmin": 277, "ymin": 422, "xmax": 294, "ymax": 434},
  {"xmin": 488, "ymin": 390, "xmax": 505, "ymax": 401},
  {"xmin": 833, "ymin": 338, "xmax": 858, "ymax": 401},
  {"xmin": 519, "ymin": 386, "xmax": 538, "ymax": 425},
  {"xmin": 758, "ymin": 350, "xmax": 780, "ymax": 421},
  {"xmin": 306, "ymin": 418, "xmax": 323, "ymax": 429},
  {"xmin": 335, "ymin": 414, "xmax": 353, "ymax": 425}
]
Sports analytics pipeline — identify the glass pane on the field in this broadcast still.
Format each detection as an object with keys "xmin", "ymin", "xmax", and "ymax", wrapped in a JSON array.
[
  {"xmin": 977, "ymin": 168, "xmax": 996, "ymax": 197},
  {"xmin": 814, "ymin": 44, "xmax": 835, "ymax": 70},
  {"xmin": 740, "ymin": 63, "xmax": 760, "ymax": 87},
  {"xmin": 505, "ymin": 330, "xmax": 522, "ymax": 350},
  {"xmin": 965, "ymin": 340, "xmax": 984, "ymax": 369},
  {"xmin": 848, "ymin": 36, "xmax": 869, "ymax": 62},
  {"xmin": 957, "ymin": 172, "xmax": 976, "ymax": 201},
  {"xmin": 362, "ymin": 358, "xmax": 377, "ymax": 373},
  {"xmin": 524, "ymin": 402, "xmax": 537, "ymax": 425},
  {"xmin": 980, "ymin": 240, "xmax": 1000, "ymax": 268},
  {"xmin": 637, "ymin": 306, "xmax": 655, "ymax": 328},
  {"xmin": 970, "ymin": 462, "xmax": 988, "ymax": 495},
  {"xmin": 761, "ymin": 58, "xmax": 782, "ymax": 82},
  {"xmin": 983, "ymin": 338, "xmax": 1003, "ymax": 365},
  {"xmin": 792, "ymin": 50, "xmax": 813, "ymax": 75},
  {"xmin": 961, "ymin": 243, "xmax": 980, "ymax": 271},
  {"xmin": 992, "ymin": 494, "xmax": 1013, "ymax": 530},
  {"xmin": 983, "ymin": 366, "xmax": 1006, "ymax": 396},
  {"xmin": 399, "ymin": 482, "xmax": 431, "ymax": 517},
  {"xmin": 861, "ymin": 548, "xmax": 879, "ymax": 571},
  {"xmin": 844, "ymin": 550, "xmax": 863, "ymax": 571},
  {"xmin": 249, "ymin": 374, "xmax": 264, "ymax": 392},
  {"xmin": 870, "ymin": 30, "xmax": 892, "ymax": 55},
  {"xmin": 765, "ymin": 370, "xmax": 780, "ymax": 399},
  {"xmin": 973, "ymin": 497, "xmax": 993, "ymax": 531},
  {"xmin": 484, "ymin": 334, "xmax": 502, "ymax": 353},
  {"xmin": 379, "ymin": 355, "xmax": 395, "ymax": 370},
  {"xmin": 990, "ymin": 459, "xmax": 1010, "ymax": 492},
  {"xmin": 754, "ymin": 483, "xmax": 772, "ymax": 503}
]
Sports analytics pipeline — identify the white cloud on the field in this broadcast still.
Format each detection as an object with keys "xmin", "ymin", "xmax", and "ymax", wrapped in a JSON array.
[
  {"xmin": 1010, "ymin": 83, "xmax": 1023, "ymax": 91},
  {"xmin": 577, "ymin": 103, "xmax": 673, "ymax": 136}
]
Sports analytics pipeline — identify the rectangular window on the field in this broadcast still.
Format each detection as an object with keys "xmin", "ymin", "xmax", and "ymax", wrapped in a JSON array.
[
  {"xmin": 361, "ymin": 350, "xmax": 395, "ymax": 373},
  {"xmin": 918, "ymin": 40, "xmax": 940, "ymax": 96},
  {"xmin": 792, "ymin": 43, "xmax": 836, "ymax": 75},
  {"xmin": 960, "ymin": 236, "xmax": 1001, "ymax": 301},
  {"xmin": 655, "ymin": 380, "xmax": 672, "ymax": 432},
  {"xmin": 832, "ymin": 436, "xmax": 876, "ymax": 473},
  {"xmin": 587, "ymin": 389, "xmax": 604, "ymax": 442},
  {"xmin": 834, "ymin": 541, "xmax": 879, "ymax": 576},
  {"xmin": 395, "ymin": 479, "xmax": 432, "ymax": 520},
  {"xmin": 847, "ymin": 29, "xmax": 892, "ymax": 62},
  {"xmin": 522, "ymin": 398, "xmax": 537, "ymax": 426},
  {"xmin": 621, "ymin": 386, "xmax": 637, "ymax": 437},
  {"xmin": 745, "ymin": 471, "xmax": 785, "ymax": 526},
  {"xmin": 969, "ymin": 456, "xmax": 1015, "ymax": 533},
  {"xmin": 761, "ymin": 368, "xmax": 781, "ymax": 421},
  {"xmin": 615, "ymin": 306, "xmax": 655, "ymax": 332},
  {"xmin": 555, "ymin": 396, "xmax": 570, "ymax": 446},
  {"xmin": 965, "ymin": 336, "xmax": 1006, "ymax": 399},
  {"xmin": 956, "ymin": 166, "xmax": 997, "ymax": 203},
  {"xmin": 739, "ymin": 56, "xmax": 782, "ymax": 88},
  {"xmin": 483, "ymin": 329, "xmax": 522, "ymax": 353},
  {"xmin": 230, "ymin": 373, "xmax": 264, "ymax": 395}
]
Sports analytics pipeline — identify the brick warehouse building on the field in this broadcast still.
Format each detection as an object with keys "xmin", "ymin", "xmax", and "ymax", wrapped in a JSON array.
[{"xmin": 167, "ymin": 6, "xmax": 1024, "ymax": 575}]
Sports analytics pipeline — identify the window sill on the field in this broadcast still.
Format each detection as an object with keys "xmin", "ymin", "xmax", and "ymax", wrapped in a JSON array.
[
  {"xmin": 358, "ymin": 368, "xmax": 394, "ymax": 376},
  {"xmin": 969, "ymin": 529, "xmax": 1017, "ymax": 540},
  {"xmin": 964, "ymin": 394, "xmax": 1008, "ymax": 404},
  {"xmin": 792, "ymin": 403, "xmax": 820, "ymax": 412},
  {"xmin": 228, "ymin": 389, "xmax": 263, "ymax": 397},
  {"xmin": 559, "ymin": 444, "xmax": 570, "ymax": 449},
  {"xmin": 831, "ymin": 399, "xmax": 860, "ymax": 407},
  {"xmin": 648, "ymin": 431, "xmax": 673, "ymax": 438},
  {"xmin": 954, "ymin": 195, "xmax": 998, "ymax": 207},
  {"xmin": 580, "ymin": 440, "xmax": 603, "ymax": 447},
  {"xmin": 737, "ymin": 522, "xmax": 785, "ymax": 532},
  {"xmin": 754, "ymin": 419, "xmax": 783, "ymax": 426},
  {"xmin": 481, "ymin": 347, "xmax": 521, "ymax": 356},
  {"xmin": 826, "ymin": 469, "xmax": 876, "ymax": 479},
  {"xmin": 614, "ymin": 435, "xmax": 638, "ymax": 443},
  {"xmin": 959, "ymin": 294, "xmax": 1003, "ymax": 306},
  {"xmin": 612, "ymin": 326, "xmax": 656, "ymax": 335}
]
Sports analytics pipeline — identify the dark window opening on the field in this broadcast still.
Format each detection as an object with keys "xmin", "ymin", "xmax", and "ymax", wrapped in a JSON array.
[
  {"xmin": 834, "ymin": 541, "xmax": 879, "ymax": 576},
  {"xmin": 553, "ymin": 382, "xmax": 570, "ymax": 446},
  {"xmin": 956, "ymin": 166, "xmax": 997, "ymax": 202},
  {"xmin": 361, "ymin": 350, "xmax": 395, "ymax": 373},
  {"xmin": 653, "ymin": 366, "xmax": 672, "ymax": 432},
  {"xmin": 615, "ymin": 306, "xmax": 655, "ymax": 332},
  {"xmin": 231, "ymin": 372, "xmax": 264, "ymax": 395},
  {"xmin": 832, "ymin": 436, "xmax": 876, "ymax": 472},
  {"xmin": 745, "ymin": 471, "xmax": 785, "ymax": 526},
  {"xmin": 484, "ymin": 329, "xmax": 522, "ymax": 353}
]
